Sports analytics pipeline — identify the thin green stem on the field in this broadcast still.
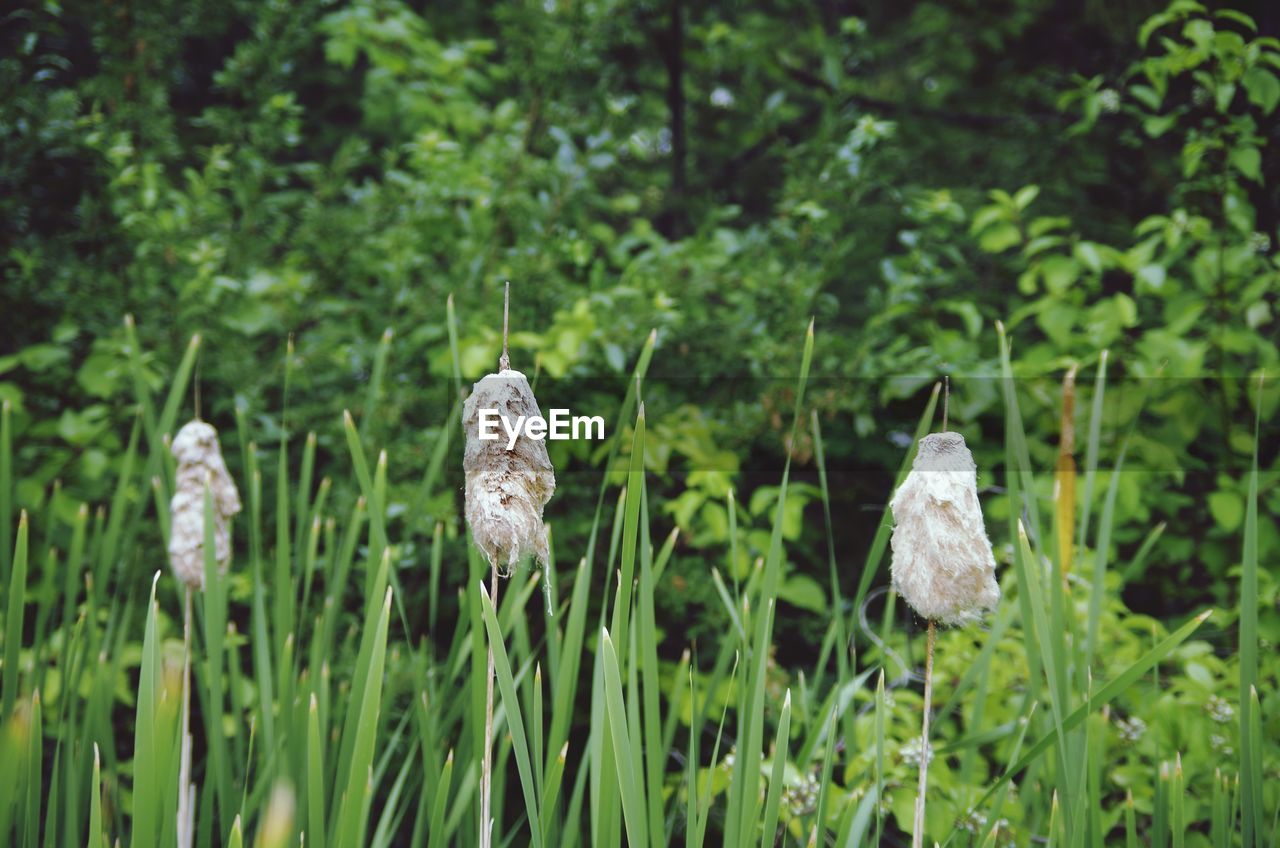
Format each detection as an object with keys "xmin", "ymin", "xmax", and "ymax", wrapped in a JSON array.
[{"xmin": 913, "ymin": 619, "xmax": 937, "ymax": 848}]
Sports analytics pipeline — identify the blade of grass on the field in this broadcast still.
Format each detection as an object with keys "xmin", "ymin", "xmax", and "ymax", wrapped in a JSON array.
[
  {"xmin": 760, "ymin": 690, "xmax": 792, "ymax": 847},
  {"xmin": 599, "ymin": 628, "xmax": 647, "ymax": 848},
  {"xmin": 23, "ymin": 690, "xmax": 43, "ymax": 847},
  {"xmin": 3, "ymin": 511, "xmax": 28, "ymax": 718},
  {"xmin": 1240, "ymin": 375, "xmax": 1263, "ymax": 848},
  {"xmin": 1075, "ymin": 351, "xmax": 1108, "ymax": 554},
  {"xmin": 307, "ymin": 695, "xmax": 325, "ymax": 848},
  {"xmin": 203, "ymin": 482, "xmax": 233, "ymax": 830},
  {"xmin": 130, "ymin": 573, "xmax": 163, "ymax": 848},
  {"xmin": 728, "ymin": 320, "xmax": 813, "ymax": 845},
  {"xmin": 636, "ymin": 481, "xmax": 664, "ymax": 848},
  {"xmin": 1086, "ymin": 434, "xmax": 1131, "ymax": 673},
  {"xmin": 428, "ymin": 750, "xmax": 454, "ymax": 846},
  {"xmin": 360, "ymin": 328, "xmax": 394, "ymax": 446},
  {"xmin": 334, "ymin": 587, "xmax": 393, "ymax": 848},
  {"xmin": 88, "ymin": 744, "xmax": 104, "ymax": 848},
  {"xmin": 1, "ymin": 400, "xmax": 11, "ymax": 584},
  {"xmin": 479, "ymin": 583, "xmax": 543, "ymax": 848}
]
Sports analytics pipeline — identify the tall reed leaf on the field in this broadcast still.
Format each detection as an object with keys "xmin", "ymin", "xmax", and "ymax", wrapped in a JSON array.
[{"xmin": 1239, "ymin": 377, "xmax": 1263, "ymax": 848}]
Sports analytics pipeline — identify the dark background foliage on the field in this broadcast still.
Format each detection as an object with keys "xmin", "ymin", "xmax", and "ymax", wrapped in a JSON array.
[{"xmin": 3, "ymin": 0, "xmax": 1278, "ymax": 658}]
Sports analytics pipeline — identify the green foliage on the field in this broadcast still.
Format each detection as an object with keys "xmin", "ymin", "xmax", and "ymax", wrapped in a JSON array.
[{"xmin": 1, "ymin": 0, "xmax": 1278, "ymax": 844}]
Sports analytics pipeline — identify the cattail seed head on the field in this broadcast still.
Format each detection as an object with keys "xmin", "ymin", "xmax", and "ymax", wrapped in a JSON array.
[
  {"xmin": 889, "ymin": 431, "xmax": 999, "ymax": 626},
  {"xmin": 463, "ymin": 369, "xmax": 556, "ymax": 575},
  {"xmin": 168, "ymin": 420, "xmax": 242, "ymax": 590}
]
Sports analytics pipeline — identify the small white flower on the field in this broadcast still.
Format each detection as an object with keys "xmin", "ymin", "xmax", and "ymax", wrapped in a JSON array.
[
  {"xmin": 898, "ymin": 737, "xmax": 935, "ymax": 768},
  {"xmin": 710, "ymin": 87, "xmax": 735, "ymax": 108},
  {"xmin": 1205, "ymin": 695, "xmax": 1234, "ymax": 723},
  {"xmin": 782, "ymin": 774, "xmax": 820, "ymax": 816},
  {"xmin": 960, "ymin": 809, "xmax": 989, "ymax": 833},
  {"xmin": 1098, "ymin": 88, "xmax": 1120, "ymax": 114},
  {"xmin": 1114, "ymin": 715, "xmax": 1146, "ymax": 744}
]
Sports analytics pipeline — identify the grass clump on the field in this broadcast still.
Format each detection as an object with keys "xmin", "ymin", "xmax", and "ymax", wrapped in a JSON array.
[{"xmin": 0, "ymin": 312, "xmax": 1273, "ymax": 847}]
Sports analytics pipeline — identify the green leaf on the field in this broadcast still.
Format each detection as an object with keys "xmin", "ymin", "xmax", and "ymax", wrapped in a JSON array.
[
  {"xmin": 979, "ymin": 223, "xmax": 1022, "ymax": 253},
  {"xmin": 1208, "ymin": 490, "xmax": 1243, "ymax": 532},
  {"xmin": 17, "ymin": 343, "xmax": 70, "ymax": 372},
  {"xmin": 1135, "ymin": 264, "xmax": 1167, "ymax": 292},
  {"xmin": 1242, "ymin": 67, "xmax": 1280, "ymax": 114},
  {"xmin": 1074, "ymin": 241, "xmax": 1106, "ymax": 273},
  {"xmin": 1013, "ymin": 184, "xmax": 1041, "ymax": 209},
  {"xmin": 778, "ymin": 574, "xmax": 826, "ymax": 613},
  {"xmin": 1230, "ymin": 146, "xmax": 1262, "ymax": 183}
]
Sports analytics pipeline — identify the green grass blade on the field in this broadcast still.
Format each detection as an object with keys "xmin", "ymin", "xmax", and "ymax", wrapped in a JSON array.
[
  {"xmin": 1086, "ymin": 434, "xmax": 1130, "ymax": 672},
  {"xmin": 1076, "ymin": 350, "xmax": 1108, "ymax": 554},
  {"xmin": 728, "ymin": 320, "xmax": 813, "ymax": 845},
  {"xmin": 3, "ymin": 510, "xmax": 28, "ymax": 718},
  {"xmin": 88, "ymin": 744, "xmax": 104, "ymax": 848},
  {"xmin": 446, "ymin": 294, "xmax": 464, "ymax": 402},
  {"xmin": 599, "ymin": 628, "xmax": 647, "ymax": 848},
  {"xmin": 428, "ymin": 750, "xmax": 454, "ymax": 846},
  {"xmin": 1124, "ymin": 790, "xmax": 1137, "ymax": 848},
  {"xmin": 1240, "ymin": 376, "xmax": 1263, "ymax": 848},
  {"xmin": 24, "ymin": 690, "xmax": 43, "ymax": 847},
  {"xmin": 1, "ymin": 400, "xmax": 11, "ymax": 584},
  {"xmin": 203, "ymin": 482, "xmax": 233, "ymax": 828},
  {"xmin": 307, "ymin": 695, "xmax": 326, "ymax": 848},
  {"xmin": 1171, "ymin": 754, "xmax": 1185, "ymax": 848},
  {"xmin": 130, "ymin": 573, "xmax": 163, "ymax": 848},
  {"xmin": 335, "ymin": 587, "xmax": 393, "ymax": 848},
  {"xmin": 612, "ymin": 405, "xmax": 646, "ymax": 668},
  {"xmin": 294, "ymin": 432, "xmax": 317, "ymax": 560},
  {"xmin": 874, "ymin": 669, "xmax": 886, "ymax": 846},
  {"xmin": 479, "ymin": 582, "xmax": 543, "ymax": 848},
  {"xmin": 360, "ymin": 327, "xmax": 394, "ymax": 446},
  {"xmin": 759, "ymin": 689, "xmax": 792, "ymax": 847},
  {"xmin": 540, "ymin": 744, "xmax": 566, "ymax": 847}
]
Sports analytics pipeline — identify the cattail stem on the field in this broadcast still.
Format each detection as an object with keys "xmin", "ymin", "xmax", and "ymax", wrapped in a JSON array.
[
  {"xmin": 912, "ymin": 618, "xmax": 937, "ymax": 848},
  {"xmin": 178, "ymin": 586, "xmax": 195, "ymax": 848},
  {"xmin": 480, "ymin": 564, "xmax": 499, "ymax": 848},
  {"xmin": 942, "ymin": 375, "xmax": 949, "ymax": 431},
  {"xmin": 498, "ymin": 282, "xmax": 511, "ymax": 372}
]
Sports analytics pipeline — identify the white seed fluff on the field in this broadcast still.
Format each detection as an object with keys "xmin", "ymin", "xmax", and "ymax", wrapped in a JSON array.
[
  {"xmin": 463, "ymin": 369, "xmax": 556, "ymax": 575},
  {"xmin": 168, "ymin": 420, "xmax": 242, "ymax": 590},
  {"xmin": 889, "ymin": 431, "xmax": 999, "ymax": 626}
]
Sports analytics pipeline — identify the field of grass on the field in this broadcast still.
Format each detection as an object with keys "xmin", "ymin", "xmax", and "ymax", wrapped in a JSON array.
[{"xmin": 0, "ymin": 314, "xmax": 1274, "ymax": 847}]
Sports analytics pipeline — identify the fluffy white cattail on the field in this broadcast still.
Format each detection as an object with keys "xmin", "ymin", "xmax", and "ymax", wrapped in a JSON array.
[
  {"xmin": 168, "ymin": 420, "xmax": 241, "ymax": 590},
  {"xmin": 889, "ymin": 431, "xmax": 999, "ymax": 626},
  {"xmin": 463, "ymin": 369, "xmax": 556, "ymax": 575}
]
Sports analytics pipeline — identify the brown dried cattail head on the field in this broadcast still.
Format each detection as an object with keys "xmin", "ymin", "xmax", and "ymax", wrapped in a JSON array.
[
  {"xmin": 889, "ymin": 431, "xmax": 999, "ymax": 626},
  {"xmin": 463, "ymin": 369, "xmax": 556, "ymax": 575},
  {"xmin": 168, "ymin": 420, "xmax": 242, "ymax": 590}
]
